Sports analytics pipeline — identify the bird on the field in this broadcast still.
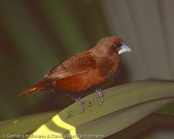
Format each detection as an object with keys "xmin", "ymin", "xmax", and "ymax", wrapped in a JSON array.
[{"xmin": 20, "ymin": 36, "xmax": 131, "ymax": 113}]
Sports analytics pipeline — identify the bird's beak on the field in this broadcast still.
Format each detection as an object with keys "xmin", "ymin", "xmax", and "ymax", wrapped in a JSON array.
[{"xmin": 118, "ymin": 42, "xmax": 131, "ymax": 55}]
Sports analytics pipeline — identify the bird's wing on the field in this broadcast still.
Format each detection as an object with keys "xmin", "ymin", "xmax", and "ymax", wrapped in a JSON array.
[{"xmin": 44, "ymin": 50, "xmax": 97, "ymax": 81}]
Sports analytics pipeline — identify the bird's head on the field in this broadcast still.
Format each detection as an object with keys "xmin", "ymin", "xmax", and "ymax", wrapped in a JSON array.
[{"xmin": 92, "ymin": 36, "xmax": 131, "ymax": 59}]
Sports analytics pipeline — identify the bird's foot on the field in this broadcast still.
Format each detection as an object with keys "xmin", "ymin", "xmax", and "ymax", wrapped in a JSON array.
[
  {"xmin": 95, "ymin": 88, "xmax": 104, "ymax": 105},
  {"xmin": 64, "ymin": 94, "xmax": 85, "ymax": 113},
  {"xmin": 74, "ymin": 97, "xmax": 85, "ymax": 113}
]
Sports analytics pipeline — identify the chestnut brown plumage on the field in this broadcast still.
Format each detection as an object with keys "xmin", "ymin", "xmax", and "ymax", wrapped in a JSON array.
[{"xmin": 20, "ymin": 36, "xmax": 131, "ymax": 112}]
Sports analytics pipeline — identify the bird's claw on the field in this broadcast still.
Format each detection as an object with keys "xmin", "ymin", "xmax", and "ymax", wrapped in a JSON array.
[
  {"xmin": 64, "ymin": 94, "xmax": 85, "ymax": 113},
  {"xmin": 74, "ymin": 97, "xmax": 85, "ymax": 113},
  {"xmin": 95, "ymin": 88, "xmax": 104, "ymax": 105}
]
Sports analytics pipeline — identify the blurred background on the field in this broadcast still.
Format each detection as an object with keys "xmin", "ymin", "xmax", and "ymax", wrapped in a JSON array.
[{"xmin": 0, "ymin": 0, "xmax": 174, "ymax": 134}]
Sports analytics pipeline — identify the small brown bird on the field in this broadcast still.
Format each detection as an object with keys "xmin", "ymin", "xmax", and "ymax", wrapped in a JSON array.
[{"xmin": 20, "ymin": 36, "xmax": 131, "ymax": 112}]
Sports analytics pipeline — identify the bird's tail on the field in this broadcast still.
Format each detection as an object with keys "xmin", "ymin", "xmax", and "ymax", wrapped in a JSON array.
[{"xmin": 19, "ymin": 80, "xmax": 50, "ymax": 97}]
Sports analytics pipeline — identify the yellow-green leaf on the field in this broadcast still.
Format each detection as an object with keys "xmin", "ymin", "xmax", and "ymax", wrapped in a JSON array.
[{"xmin": 31, "ymin": 80, "xmax": 174, "ymax": 138}]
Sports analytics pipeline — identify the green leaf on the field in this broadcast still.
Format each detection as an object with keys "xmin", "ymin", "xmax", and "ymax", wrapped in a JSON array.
[
  {"xmin": 157, "ymin": 103, "xmax": 174, "ymax": 116},
  {"xmin": 1, "ymin": 80, "xmax": 174, "ymax": 139},
  {"xmin": 106, "ymin": 113, "xmax": 174, "ymax": 138},
  {"xmin": 32, "ymin": 80, "xmax": 174, "ymax": 138},
  {"xmin": 0, "ymin": 111, "xmax": 59, "ymax": 135}
]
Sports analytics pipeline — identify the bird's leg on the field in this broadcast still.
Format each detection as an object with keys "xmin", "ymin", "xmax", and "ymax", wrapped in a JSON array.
[
  {"xmin": 95, "ymin": 88, "xmax": 104, "ymax": 105},
  {"xmin": 64, "ymin": 93, "xmax": 85, "ymax": 113}
]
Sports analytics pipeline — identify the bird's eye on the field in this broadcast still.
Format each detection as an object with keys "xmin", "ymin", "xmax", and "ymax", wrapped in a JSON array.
[{"xmin": 111, "ymin": 44, "xmax": 118, "ymax": 50}]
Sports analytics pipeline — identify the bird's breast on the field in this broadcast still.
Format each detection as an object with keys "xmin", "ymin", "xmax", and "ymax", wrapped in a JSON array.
[{"xmin": 98, "ymin": 56, "xmax": 120, "ymax": 78}]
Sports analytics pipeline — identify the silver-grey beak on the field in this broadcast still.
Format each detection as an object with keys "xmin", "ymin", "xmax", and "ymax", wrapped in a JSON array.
[{"xmin": 118, "ymin": 42, "xmax": 131, "ymax": 55}]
